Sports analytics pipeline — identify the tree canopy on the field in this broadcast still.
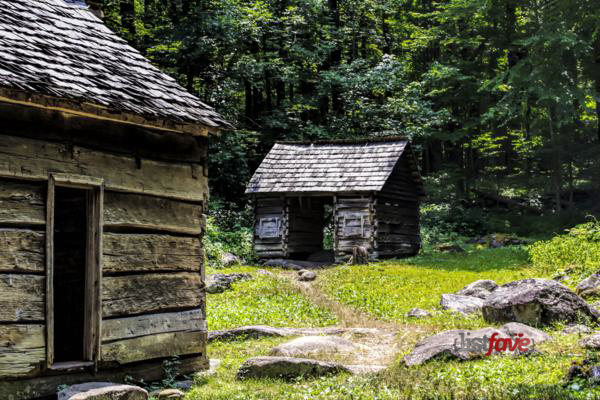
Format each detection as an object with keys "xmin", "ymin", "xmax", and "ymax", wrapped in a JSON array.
[{"xmin": 103, "ymin": 0, "xmax": 600, "ymax": 221}]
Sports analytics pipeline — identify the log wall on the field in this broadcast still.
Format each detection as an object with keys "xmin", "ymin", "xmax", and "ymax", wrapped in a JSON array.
[
  {"xmin": 253, "ymin": 197, "xmax": 286, "ymax": 258},
  {"xmin": 374, "ymin": 154, "xmax": 421, "ymax": 257},
  {"xmin": 0, "ymin": 126, "xmax": 207, "ymax": 389},
  {"xmin": 333, "ymin": 196, "xmax": 375, "ymax": 262}
]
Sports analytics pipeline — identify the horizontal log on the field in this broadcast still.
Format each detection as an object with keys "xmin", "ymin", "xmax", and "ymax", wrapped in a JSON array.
[
  {"xmin": 254, "ymin": 243, "xmax": 284, "ymax": 251},
  {"xmin": 103, "ymin": 309, "xmax": 206, "ymax": 342},
  {"xmin": 377, "ymin": 233, "xmax": 421, "ymax": 243},
  {"xmin": 0, "ymin": 230, "xmax": 44, "ymax": 273},
  {"xmin": 0, "ymin": 355, "xmax": 208, "ymax": 400},
  {"xmin": 256, "ymin": 250, "xmax": 285, "ymax": 258},
  {"xmin": 337, "ymin": 239, "xmax": 371, "ymax": 250},
  {"xmin": 377, "ymin": 223, "xmax": 420, "ymax": 235},
  {"xmin": 0, "ymin": 180, "xmax": 45, "ymax": 226},
  {"xmin": 256, "ymin": 206, "xmax": 284, "ymax": 215},
  {"xmin": 0, "ymin": 274, "xmax": 44, "ymax": 322},
  {"xmin": 103, "ymin": 233, "xmax": 202, "ymax": 274},
  {"xmin": 104, "ymin": 192, "xmax": 203, "ymax": 235},
  {"xmin": 0, "ymin": 324, "xmax": 45, "ymax": 378},
  {"xmin": 102, "ymin": 330, "xmax": 206, "ymax": 365},
  {"xmin": 0, "ymin": 134, "xmax": 206, "ymax": 202},
  {"xmin": 102, "ymin": 273, "xmax": 204, "ymax": 318}
]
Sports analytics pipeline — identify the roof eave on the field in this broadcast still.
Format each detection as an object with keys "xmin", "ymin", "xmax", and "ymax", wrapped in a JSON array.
[{"xmin": 0, "ymin": 86, "xmax": 229, "ymax": 136}]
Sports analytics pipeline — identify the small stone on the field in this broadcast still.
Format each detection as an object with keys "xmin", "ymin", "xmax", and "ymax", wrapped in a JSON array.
[
  {"xmin": 256, "ymin": 269, "xmax": 274, "ymax": 277},
  {"xmin": 440, "ymin": 294, "xmax": 485, "ymax": 314},
  {"xmin": 157, "ymin": 389, "xmax": 184, "ymax": 399},
  {"xmin": 406, "ymin": 308, "xmax": 431, "ymax": 318},
  {"xmin": 58, "ymin": 383, "xmax": 147, "ymax": 400},
  {"xmin": 577, "ymin": 274, "xmax": 600, "ymax": 298},
  {"xmin": 221, "ymin": 252, "xmax": 242, "ymax": 267},
  {"xmin": 298, "ymin": 271, "xmax": 316, "ymax": 282},
  {"xmin": 563, "ymin": 324, "xmax": 593, "ymax": 335},
  {"xmin": 297, "ymin": 269, "xmax": 310, "ymax": 276},
  {"xmin": 206, "ymin": 273, "xmax": 252, "ymax": 294}
]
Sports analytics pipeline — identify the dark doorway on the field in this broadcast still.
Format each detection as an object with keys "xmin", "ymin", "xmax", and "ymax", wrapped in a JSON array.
[{"xmin": 53, "ymin": 186, "xmax": 88, "ymax": 363}]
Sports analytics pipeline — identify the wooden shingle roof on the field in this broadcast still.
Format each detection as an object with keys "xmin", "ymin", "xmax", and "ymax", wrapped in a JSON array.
[
  {"xmin": 246, "ymin": 139, "xmax": 421, "ymax": 194},
  {"xmin": 0, "ymin": 0, "xmax": 231, "ymax": 135}
]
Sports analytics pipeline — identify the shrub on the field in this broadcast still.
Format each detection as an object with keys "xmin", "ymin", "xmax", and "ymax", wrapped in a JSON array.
[
  {"xmin": 203, "ymin": 215, "xmax": 255, "ymax": 268},
  {"xmin": 530, "ymin": 220, "xmax": 600, "ymax": 278}
]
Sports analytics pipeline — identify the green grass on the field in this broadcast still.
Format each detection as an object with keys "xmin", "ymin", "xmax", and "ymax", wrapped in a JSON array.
[
  {"xmin": 207, "ymin": 266, "xmax": 337, "ymax": 330},
  {"xmin": 187, "ymin": 247, "xmax": 597, "ymax": 399},
  {"xmin": 319, "ymin": 245, "xmax": 537, "ymax": 330}
]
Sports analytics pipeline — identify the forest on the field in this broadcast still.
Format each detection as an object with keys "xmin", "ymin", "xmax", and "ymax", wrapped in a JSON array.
[{"xmin": 101, "ymin": 0, "xmax": 599, "ymax": 238}]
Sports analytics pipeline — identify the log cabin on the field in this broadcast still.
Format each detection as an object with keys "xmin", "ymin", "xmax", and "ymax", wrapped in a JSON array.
[
  {"xmin": 0, "ymin": 0, "xmax": 231, "ymax": 398},
  {"xmin": 246, "ymin": 139, "xmax": 424, "ymax": 263}
]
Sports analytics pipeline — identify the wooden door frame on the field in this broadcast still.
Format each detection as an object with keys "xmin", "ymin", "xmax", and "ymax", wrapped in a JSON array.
[{"xmin": 46, "ymin": 173, "xmax": 104, "ymax": 369}]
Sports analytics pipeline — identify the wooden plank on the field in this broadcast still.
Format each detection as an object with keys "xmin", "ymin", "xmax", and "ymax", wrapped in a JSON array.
[
  {"xmin": 0, "ymin": 180, "xmax": 45, "ymax": 226},
  {"xmin": 45, "ymin": 176, "xmax": 55, "ymax": 366},
  {"xmin": 102, "ymin": 310, "xmax": 205, "ymax": 342},
  {"xmin": 0, "ymin": 324, "xmax": 45, "ymax": 378},
  {"xmin": 255, "ymin": 250, "xmax": 285, "ymax": 258},
  {"xmin": 0, "ymin": 354, "xmax": 208, "ymax": 400},
  {"xmin": 104, "ymin": 192, "xmax": 203, "ymax": 235},
  {"xmin": 101, "ymin": 330, "xmax": 206, "ymax": 365},
  {"xmin": 0, "ymin": 230, "xmax": 44, "ymax": 273},
  {"xmin": 0, "ymin": 134, "xmax": 206, "ymax": 202},
  {"xmin": 254, "ymin": 243, "xmax": 285, "ymax": 251},
  {"xmin": 103, "ymin": 233, "xmax": 202, "ymax": 274},
  {"xmin": 0, "ymin": 274, "xmax": 44, "ymax": 322},
  {"xmin": 102, "ymin": 273, "xmax": 203, "ymax": 318}
]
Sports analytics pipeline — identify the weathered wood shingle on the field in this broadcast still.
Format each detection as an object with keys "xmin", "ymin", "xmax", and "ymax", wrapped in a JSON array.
[
  {"xmin": 0, "ymin": 0, "xmax": 231, "ymax": 133},
  {"xmin": 246, "ymin": 140, "xmax": 418, "ymax": 194}
]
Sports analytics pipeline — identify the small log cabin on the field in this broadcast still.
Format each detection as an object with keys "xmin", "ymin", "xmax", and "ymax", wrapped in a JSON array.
[
  {"xmin": 246, "ymin": 139, "xmax": 424, "ymax": 263},
  {"xmin": 0, "ymin": 0, "xmax": 230, "ymax": 398}
]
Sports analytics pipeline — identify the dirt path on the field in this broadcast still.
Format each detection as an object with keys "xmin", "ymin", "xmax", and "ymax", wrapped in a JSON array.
[{"xmin": 277, "ymin": 270, "xmax": 429, "ymax": 366}]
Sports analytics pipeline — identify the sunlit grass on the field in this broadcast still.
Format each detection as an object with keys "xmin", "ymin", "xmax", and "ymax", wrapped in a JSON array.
[{"xmin": 207, "ymin": 265, "xmax": 337, "ymax": 331}]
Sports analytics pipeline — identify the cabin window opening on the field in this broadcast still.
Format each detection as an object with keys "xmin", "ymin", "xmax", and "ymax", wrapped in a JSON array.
[
  {"xmin": 322, "ymin": 204, "xmax": 334, "ymax": 250},
  {"xmin": 47, "ymin": 174, "xmax": 103, "ymax": 368}
]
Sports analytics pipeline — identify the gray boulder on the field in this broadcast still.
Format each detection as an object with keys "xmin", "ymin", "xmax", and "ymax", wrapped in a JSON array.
[
  {"xmin": 236, "ymin": 356, "xmax": 347, "ymax": 380},
  {"xmin": 580, "ymin": 333, "xmax": 600, "ymax": 349},
  {"xmin": 406, "ymin": 308, "xmax": 431, "ymax": 318},
  {"xmin": 298, "ymin": 270, "xmax": 317, "ymax": 282},
  {"xmin": 195, "ymin": 359, "xmax": 221, "ymax": 379},
  {"xmin": 500, "ymin": 322, "xmax": 551, "ymax": 344},
  {"xmin": 206, "ymin": 273, "xmax": 251, "ymax": 294},
  {"xmin": 577, "ymin": 274, "xmax": 600, "ymax": 298},
  {"xmin": 58, "ymin": 383, "xmax": 147, "ymax": 400},
  {"xmin": 482, "ymin": 279, "xmax": 599, "ymax": 326},
  {"xmin": 563, "ymin": 324, "xmax": 593, "ymax": 335},
  {"xmin": 404, "ymin": 323, "xmax": 547, "ymax": 366},
  {"xmin": 270, "ymin": 336, "xmax": 355, "ymax": 357},
  {"xmin": 456, "ymin": 280, "xmax": 498, "ymax": 299},
  {"xmin": 221, "ymin": 252, "xmax": 242, "ymax": 267},
  {"xmin": 404, "ymin": 328, "xmax": 510, "ymax": 366},
  {"xmin": 441, "ymin": 294, "xmax": 485, "ymax": 314}
]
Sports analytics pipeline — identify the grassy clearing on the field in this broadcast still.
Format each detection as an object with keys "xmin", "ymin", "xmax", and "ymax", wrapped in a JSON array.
[
  {"xmin": 206, "ymin": 265, "xmax": 337, "ymax": 330},
  {"xmin": 191, "ymin": 248, "xmax": 598, "ymax": 399},
  {"xmin": 319, "ymin": 246, "xmax": 537, "ymax": 330}
]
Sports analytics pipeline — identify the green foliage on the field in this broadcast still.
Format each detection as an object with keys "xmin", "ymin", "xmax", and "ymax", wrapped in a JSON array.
[
  {"xmin": 530, "ymin": 220, "xmax": 600, "ymax": 278},
  {"xmin": 207, "ymin": 266, "xmax": 337, "ymax": 330},
  {"xmin": 203, "ymin": 214, "xmax": 254, "ymax": 269}
]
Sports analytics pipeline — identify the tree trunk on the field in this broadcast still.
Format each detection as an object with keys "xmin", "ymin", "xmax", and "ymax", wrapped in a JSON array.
[{"xmin": 120, "ymin": 0, "xmax": 136, "ymax": 36}]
